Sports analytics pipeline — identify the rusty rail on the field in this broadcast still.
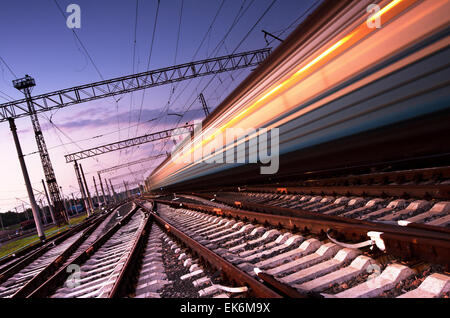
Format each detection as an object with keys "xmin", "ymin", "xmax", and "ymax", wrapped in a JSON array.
[
  {"xmin": 136, "ymin": 201, "xmax": 283, "ymax": 298},
  {"xmin": 255, "ymin": 270, "xmax": 320, "ymax": 298},
  {"xmin": 221, "ymin": 185, "xmax": 450, "ymax": 200},
  {"xmin": 149, "ymin": 197, "xmax": 450, "ymax": 267}
]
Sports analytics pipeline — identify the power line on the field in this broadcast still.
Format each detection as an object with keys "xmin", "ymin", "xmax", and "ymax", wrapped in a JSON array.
[
  {"xmin": 192, "ymin": 0, "xmax": 226, "ymax": 60},
  {"xmin": 172, "ymin": 0, "xmax": 255, "ymax": 106},
  {"xmin": 143, "ymin": 0, "xmax": 250, "ymax": 139},
  {"xmin": 0, "ymin": 89, "xmax": 14, "ymax": 101},
  {"xmin": 134, "ymin": 0, "xmax": 161, "ymax": 138},
  {"xmin": 166, "ymin": 0, "xmax": 277, "ymax": 141},
  {"xmin": 140, "ymin": 0, "xmax": 232, "ymax": 138},
  {"xmin": 41, "ymin": 113, "xmax": 108, "ymax": 169},
  {"xmin": 53, "ymin": 0, "xmax": 105, "ymax": 81},
  {"xmin": 163, "ymin": 0, "xmax": 185, "ymax": 137},
  {"xmin": 0, "ymin": 55, "xmax": 18, "ymax": 79},
  {"xmin": 232, "ymin": 0, "xmax": 277, "ymax": 54},
  {"xmin": 53, "ymin": 0, "xmax": 124, "ymax": 166},
  {"xmin": 267, "ymin": 0, "xmax": 321, "ymax": 46},
  {"xmin": 174, "ymin": 0, "xmax": 184, "ymax": 65},
  {"xmin": 127, "ymin": 0, "xmax": 140, "ymax": 139}
]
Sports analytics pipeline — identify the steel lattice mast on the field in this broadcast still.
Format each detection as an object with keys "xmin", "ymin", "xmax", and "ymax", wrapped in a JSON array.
[
  {"xmin": 199, "ymin": 93, "xmax": 210, "ymax": 117},
  {"xmin": 2, "ymin": 49, "xmax": 270, "ymax": 223},
  {"xmin": 13, "ymin": 76, "xmax": 67, "ymax": 226}
]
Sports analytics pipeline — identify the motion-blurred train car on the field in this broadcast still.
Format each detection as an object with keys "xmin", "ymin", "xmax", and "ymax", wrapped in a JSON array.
[{"xmin": 147, "ymin": 0, "xmax": 450, "ymax": 191}]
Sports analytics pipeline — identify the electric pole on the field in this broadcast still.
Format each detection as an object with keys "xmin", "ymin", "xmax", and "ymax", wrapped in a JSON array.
[
  {"xmin": 71, "ymin": 193, "xmax": 76, "ymax": 214},
  {"xmin": 109, "ymin": 179, "xmax": 117, "ymax": 202},
  {"xmin": 123, "ymin": 181, "xmax": 128, "ymax": 199},
  {"xmin": 39, "ymin": 199, "xmax": 47, "ymax": 225},
  {"xmin": 98, "ymin": 173, "xmax": 107, "ymax": 205},
  {"xmin": 73, "ymin": 161, "xmax": 90, "ymax": 215},
  {"xmin": 198, "ymin": 93, "xmax": 210, "ymax": 117},
  {"xmin": 93, "ymin": 176, "xmax": 101, "ymax": 208},
  {"xmin": 105, "ymin": 178, "xmax": 112, "ymax": 202},
  {"xmin": 42, "ymin": 179, "xmax": 56, "ymax": 224},
  {"xmin": 9, "ymin": 117, "xmax": 45, "ymax": 240},
  {"xmin": 60, "ymin": 186, "xmax": 69, "ymax": 222},
  {"xmin": 12, "ymin": 75, "xmax": 67, "ymax": 226},
  {"xmin": 22, "ymin": 203, "xmax": 29, "ymax": 220},
  {"xmin": 79, "ymin": 163, "xmax": 94, "ymax": 215}
]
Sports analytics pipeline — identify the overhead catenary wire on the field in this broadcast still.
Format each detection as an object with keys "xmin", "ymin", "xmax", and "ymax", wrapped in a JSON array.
[
  {"xmin": 266, "ymin": 0, "xmax": 321, "ymax": 46},
  {"xmin": 164, "ymin": 0, "xmax": 278, "ymax": 145},
  {"xmin": 166, "ymin": 0, "xmax": 185, "ymax": 104},
  {"xmin": 143, "ymin": 0, "xmax": 271, "ymax": 155},
  {"xmin": 168, "ymin": 0, "xmax": 255, "ymax": 110},
  {"xmin": 0, "ymin": 55, "xmax": 18, "ymax": 79},
  {"xmin": 53, "ymin": 0, "xmax": 105, "ymax": 82},
  {"xmin": 40, "ymin": 112, "xmax": 110, "ymax": 171},
  {"xmin": 134, "ymin": 0, "xmax": 161, "ymax": 138},
  {"xmin": 142, "ymin": 0, "xmax": 250, "ymax": 140},
  {"xmin": 139, "ymin": 0, "xmax": 231, "ymax": 138},
  {"xmin": 0, "ymin": 89, "xmax": 14, "ymax": 102},
  {"xmin": 127, "ymin": 0, "xmax": 140, "ymax": 139},
  {"xmin": 53, "ymin": 0, "xmax": 125, "ymax": 167},
  {"xmin": 126, "ymin": 0, "xmax": 185, "ymax": 159}
]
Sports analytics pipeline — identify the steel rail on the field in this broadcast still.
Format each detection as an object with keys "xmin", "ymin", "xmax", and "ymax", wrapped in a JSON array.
[
  {"xmin": 136, "ymin": 201, "xmax": 283, "ymax": 298},
  {"xmin": 150, "ymin": 197, "xmax": 450, "ymax": 267},
  {"xmin": 0, "ymin": 199, "xmax": 128, "ymax": 274},
  {"xmin": 27, "ymin": 203, "xmax": 139, "ymax": 298},
  {"xmin": 191, "ymin": 193, "xmax": 450, "ymax": 235},
  {"xmin": 0, "ymin": 230, "xmax": 61, "ymax": 272},
  {"xmin": 221, "ymin": 184, "xmax": 450, "ymax": 200},
  {"xmin": 0, "ymin": 213, "xmax": 101, "ymax": 285},
  {"xmin": 109, "ymin": 206, "xmax": 153, "ymax": 298},
  {"xmin": 11, "ymin": 210, "xmax": 113, "ymax": 298},
  {"xmin": 255, "ymin": 270, "xmax": 319, "ymax": 298}
]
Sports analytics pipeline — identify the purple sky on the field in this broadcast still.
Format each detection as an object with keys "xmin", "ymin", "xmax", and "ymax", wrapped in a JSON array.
[{"xmin": 0, "ymin": 0, "xmax": 319, "ymax": 212}]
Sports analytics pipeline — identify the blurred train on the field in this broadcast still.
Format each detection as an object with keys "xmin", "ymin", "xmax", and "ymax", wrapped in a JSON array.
[{"xmin": 147, "ymin": 0, "xmax": 450, "ymax": 191}]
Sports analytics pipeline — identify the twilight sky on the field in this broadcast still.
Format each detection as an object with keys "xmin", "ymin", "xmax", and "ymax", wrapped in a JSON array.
[{"xmin": 0, "ymin": 0, "xmax": 320, "ymax": 212}]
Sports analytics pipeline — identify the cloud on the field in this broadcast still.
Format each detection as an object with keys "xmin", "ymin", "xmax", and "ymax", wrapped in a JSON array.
[{"xmin": 51, "ymin": 108, "xmax": 204, "ymax": 130}]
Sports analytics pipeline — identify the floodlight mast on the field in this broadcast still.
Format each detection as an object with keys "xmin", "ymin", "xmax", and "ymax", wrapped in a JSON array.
[{"xmin": 13, "ymin": 75, "xmax": 68, "ymax": 227}]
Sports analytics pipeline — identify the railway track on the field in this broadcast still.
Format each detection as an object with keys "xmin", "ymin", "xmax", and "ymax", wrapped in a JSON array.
[
  {"xmin": 201, "ymin": 192, "xmax": 450, "ymax": 228},
  {"xmin": 25, "ymin": 202, "xmax": 141, "ymax": 298},
  {"xmin": 142, "ymin": 199, "xmax": 450, "ymax": 298},
  {"xmin": 0, "ymin": 202, "xmax": 131, "ymax": 298},
  {"xmin": 1, "ymin": 191, "xmax": 448, "ymax": 298},
  {"xmin": 181, "ymin": 166, "xmax": 450, "ymax": 228}
]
